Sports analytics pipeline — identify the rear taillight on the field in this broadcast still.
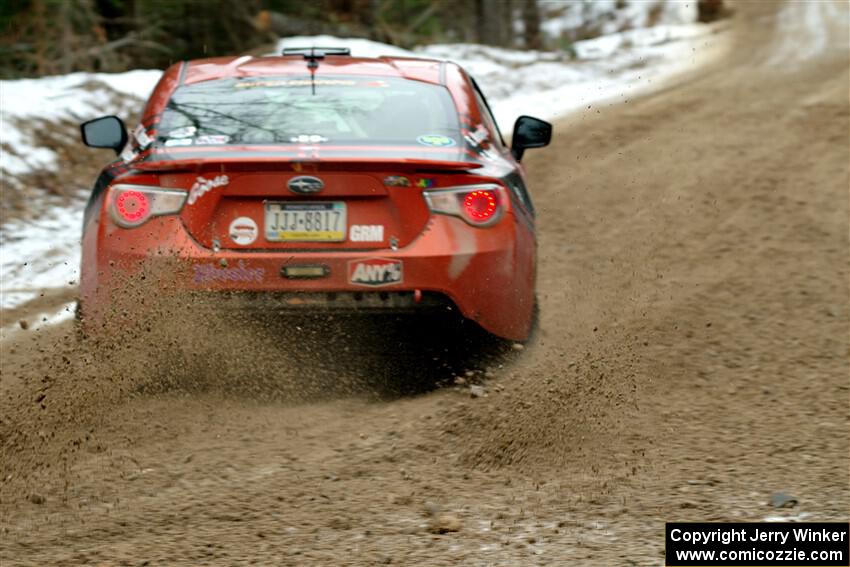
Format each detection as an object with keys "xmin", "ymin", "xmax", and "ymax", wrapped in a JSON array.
[
  {"xmin": 423, "ymin": 184, "xmax": 506, "ymax": 227},
  {"xmin": 463, "ymin": 190, "xmax": 498, "ymax": 222},
  {"xmin": 109, "ymin": 185, "xmax": 187, "ymax": 228},
  {"xmin": 114, "ymin": 190, "xmax": 149, "ymax": 224}
]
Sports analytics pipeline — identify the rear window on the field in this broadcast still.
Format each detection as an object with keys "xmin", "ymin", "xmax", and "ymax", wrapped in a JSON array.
[{"xmin": 156, "ymin": 75, "xmax": 461, "ymax": 148}]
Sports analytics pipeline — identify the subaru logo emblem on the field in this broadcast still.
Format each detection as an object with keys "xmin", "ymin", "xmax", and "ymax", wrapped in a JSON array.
[{"xmin": 288, "ymin": 176, "xmax": 324, "ymax": 194}]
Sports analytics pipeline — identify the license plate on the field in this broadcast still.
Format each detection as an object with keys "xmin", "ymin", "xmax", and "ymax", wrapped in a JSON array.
[{"xmin": 264, "ymin": 202, "xmax": 346, "ymax": 242}]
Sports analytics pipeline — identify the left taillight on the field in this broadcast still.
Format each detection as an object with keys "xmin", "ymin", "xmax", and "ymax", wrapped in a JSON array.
[
  {"xmin": 423, "ymin": 184, "xmax": 507, "ymax": 227},
  {"xmin": 108, "ymin": 185, "xmax": 187, "ymax": 228}
]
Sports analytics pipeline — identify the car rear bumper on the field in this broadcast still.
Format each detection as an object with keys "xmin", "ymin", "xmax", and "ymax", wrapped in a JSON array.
[{"xmin": 81, "ymin": 213, "xmax": 535, "ymax": 340}]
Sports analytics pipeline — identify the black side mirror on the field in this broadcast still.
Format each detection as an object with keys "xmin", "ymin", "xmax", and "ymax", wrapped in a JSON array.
[
  {"xmin": 80, "ymin": 116, "xmax": 127, "ymax": 155},
  {"xmin": 511, "ymin": 115, "xmax": 552, "ymax": 161}
]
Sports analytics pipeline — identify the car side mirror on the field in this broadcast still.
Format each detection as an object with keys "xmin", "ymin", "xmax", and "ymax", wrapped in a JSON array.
[
  {"xmin": 511, "ymin": 115, "xmax": 552, "ymax": 161},
  {"xmin": 80, "ymin": 116, "xmax": 127, "ymax": 155}
]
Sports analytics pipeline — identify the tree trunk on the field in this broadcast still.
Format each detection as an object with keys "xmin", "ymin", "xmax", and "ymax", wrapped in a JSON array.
[
  {"xmin": 477, "ymin": 0, "xmax": 513, "ymax": 46},
  {"xmin": 499, "ymin": 0, "xmax": 513, "ymax": 48},
  {"xmin": 522, "ymin": 0, "xmax": 541, "ymax": 50},
  {"xmin": 475, "ymin": 0, "xmax": 489, "ymax": 44},
  {"xmin": 61, "ymin": 0, "xmax": 72, "ymax": 74}
]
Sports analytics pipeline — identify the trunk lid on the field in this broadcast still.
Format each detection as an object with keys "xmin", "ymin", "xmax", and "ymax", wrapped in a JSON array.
[{"xmin": 143, "ymin": 157, "xmax": 482, "ymax": 251}]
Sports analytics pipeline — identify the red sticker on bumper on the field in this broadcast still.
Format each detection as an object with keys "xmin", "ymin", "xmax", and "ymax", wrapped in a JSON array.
[{"xmin": 348, "ymin": 258, "xmax": 403, "ymax": 287}]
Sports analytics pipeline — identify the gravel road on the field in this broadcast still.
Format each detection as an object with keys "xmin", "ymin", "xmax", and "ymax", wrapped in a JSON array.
[{"xmin": 1, "ymin": 1, "xmax": 848, "ymax": 565}]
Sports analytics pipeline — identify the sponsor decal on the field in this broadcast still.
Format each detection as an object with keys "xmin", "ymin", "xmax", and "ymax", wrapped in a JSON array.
[
  {"xmin": 119, "ymin": 146, "xmax": 137, "ymax": 163},
  {"xmin": 228, "ymin": 216, "xmax": 258, "ymax": 245},
  {"xmin": 193, "ymin": 260, "xmax": 265, "ymax": 284},
  {"xmin": 236, "ymin": 79, "xmax": 357, "ymax": 89},
  {"xmin": 464, "ymin": 125, "xmax": 489, "ymax": 148},
  {"xmin": 417, "ymin": 134, "xmax": 456, "ymax": 148},
  {"xmin": 168, "ymin": 126, "xmax": 197, "ymax": 139},
  {"xmin": 349, "ymin": 224, "xmax": 384, "ymax": 242},
  {"xmin": 383, "ymin": 175, "xmax": 411, "ymax": 187},
  {"xmin": 348, "ymin": 258, "xmax": 403, "ymax": 287},
  {"xmin": 416, "ymin": 178, "xmax": 435, "ymax": 189},
  {"xmin": 195, "ymin": 134, "xmax": 230, "ymax": 145},
  {"xmin": 289, "ymin": 134, "xmax": 328, "ymax": 144},
  {"xmin": 187, "ymin": 175, "xmax": 229, "ymax": 205},
  {"xmin": 133, "ymin": 124, "xmax": 153, "ymax": 149},
  {"xmin": 288, "ymin": 175, "xmax": 324, "ymax": 194},
  {"xmin": 164, "ymin": 138, "xmax": 193, "ymax": 147}
]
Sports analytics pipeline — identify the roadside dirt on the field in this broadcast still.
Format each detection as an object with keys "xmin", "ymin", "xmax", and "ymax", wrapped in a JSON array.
[{"xmin": 1, "ymin": 2, "xmax": 848, "ymax": 565}]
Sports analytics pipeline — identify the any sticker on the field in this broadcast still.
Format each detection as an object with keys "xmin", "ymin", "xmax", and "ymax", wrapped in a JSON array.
[
  {"xmin": 164, "ymin": 138, "xmax": 193, "ymax": 147},
  {"xmin": 289, "ymin": 134, "xmax": 328, "ymax": 144},
  {"xmin": 120, "ymin": 146, "xmax": 137, "ymax": 163},
  {"xmin": 464, "ymin": 125, "xmax": 489, "ymax": 147},
  {"xmin": 133, "ymin": 124, "xmax": 153, "ymax": 149},
  {"xmin": 195, "ymin": 135, "xmax": 230, "ymax": 145},
  {"xmin": 168, "ymin": 126, "xmax": 197, "ymax": 139},
  {"xmin": 383, "ymin": 175, "xmax": 410, "ymax": 187},
  {"xmin": 417, "ymin": 135, "xmax": 456, "ymax": 148},
  {"xmin": 187, "ymin": 175, "xmax": 229, "ymax": 205},
  {"xmin": 349, "ymin": 225, "xmax": 384, "ymax": 242},
  {"xmin": 348, "ymin": 258, "xmax": 402, "ymax": 287},
  {"xmin": 236, "ymin": 79, "xmax": 356, "ymax": 89},
  {"xmin": 228, "ymin": 216, "xmax": 258, "ymax": 245}
]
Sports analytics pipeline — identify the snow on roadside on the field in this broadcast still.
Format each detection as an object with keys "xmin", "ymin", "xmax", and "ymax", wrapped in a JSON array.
[
  {"xmin": 0, "ymin": 71, "xmax": 161, "ymax": 312},
  {"xmin": 1, "ymin": 17, "xmax": 725, "ymax": 319},
  {"xmin": 0, "ymin": 70, "xmax": 162, "ymax": 175},
  {"xmin": 0, "ymin": 204, "xmax": 83, "ymax": 311},
  {"xmin": 539, "ymin": 0, "xmax": 695, "ymax": 41},
  {"xmin": 419, "ymin": 23, "xmax": 718, "ymax": 129}
]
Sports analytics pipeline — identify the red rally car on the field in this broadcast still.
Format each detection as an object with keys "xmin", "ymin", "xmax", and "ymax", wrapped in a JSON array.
[{"xmin": 78, "ymin": 47, "xmax": 551, "ymax": 341}]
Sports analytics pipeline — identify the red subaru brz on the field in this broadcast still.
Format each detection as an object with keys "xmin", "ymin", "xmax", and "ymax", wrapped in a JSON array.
[{"xmin": 79, "ymin": 47, "xmax": 551, "ymax": 341}]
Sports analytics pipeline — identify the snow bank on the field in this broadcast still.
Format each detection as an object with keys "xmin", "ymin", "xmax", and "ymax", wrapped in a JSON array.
[
  {"xmin": 540, "ymin": 0, "xmax": 695, "ymax": 41},
  {"xmin": 418, "ymin": 24, "xmax": 714, "ymax": 129},
  {"xmin": 1, "ymin": 14, "xmax": 724, "ymax": 316},
  {"xmin": 0, "ymin": 204, "xmax": 83, "ymax": 310},
  {"xmin": 0, "ymin": 70, "xmax": 161, "ymax": 175},
  {"xmin": 0, "ymin": 70, "xmax": 161, "ymax": 311}
]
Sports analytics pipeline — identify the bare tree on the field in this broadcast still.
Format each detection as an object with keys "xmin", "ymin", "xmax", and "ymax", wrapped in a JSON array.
[
  {"xmin": 476, "ymin": 0, "xmax": 514, "ymax": 46},
  {"xmin": 522, "ymin": 0, "xmax": 541, "ymax": 50}
]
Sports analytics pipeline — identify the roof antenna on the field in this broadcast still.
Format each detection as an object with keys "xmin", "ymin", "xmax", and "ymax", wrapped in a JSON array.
[
  {"xmin": 281, "ymin": 47, "xmax": 352, "ymax": 95},
  {"xmin": 307, "ymin": 47, "xmax": 320, "ymax": 95}
]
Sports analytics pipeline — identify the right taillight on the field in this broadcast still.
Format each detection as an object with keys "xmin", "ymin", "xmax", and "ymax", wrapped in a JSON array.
[
  {"xmin": 109, "ymin": 184, "xmax": 187, "ymax": 228},
  {"xmin": 423, "ymin": 184, "xmax": 506, "ymax": 227}
]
